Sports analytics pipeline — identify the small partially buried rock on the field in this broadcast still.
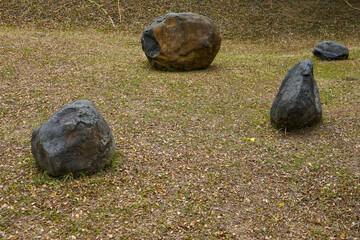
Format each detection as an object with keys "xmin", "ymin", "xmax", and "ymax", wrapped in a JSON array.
[
  {"xmin": 313, "ymin": 41, "xmax": 349, "ymax": 60},
  {"xmin": 270, "ymin": 60, "xmax": 322, "ymax": 130},
  {"xmin": 141, "ymin": 12, "xmax": 221, "ymax": 71},
  {"xmin": 31, "ymin": 100, "xmax": 115, "ymax": 177}
]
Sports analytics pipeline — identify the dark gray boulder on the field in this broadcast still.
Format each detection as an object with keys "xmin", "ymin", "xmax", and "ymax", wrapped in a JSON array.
[
  {"xmin": 313, "ymin": 41, "xmax": 349, "ymax": 60},
  {"xmin": 270, "ymin": 60, "xmax": 322, "ymax": 130},
  {"xmin": 141, "ymin": 12, "xmax": 221, "ymax": 71},
  {"xmin": 31, "ymin": 100, "xmax": 115, "ymax": 177}
]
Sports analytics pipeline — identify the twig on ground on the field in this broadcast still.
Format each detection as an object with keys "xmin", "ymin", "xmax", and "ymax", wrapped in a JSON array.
[
  {"xmin": 350, "ymin": 222, "xmax": 360, "ymax": 229},
  {"xmin": 117, "ymin": 0, "xmax": 122, "ymax": 24},
  {"xmin": 344, "ymin": 0, "xmax": 360, "ymax": 10},
  {"xmin": 88, "ymin": 0, "xmax": 116, "ymax": 29}
]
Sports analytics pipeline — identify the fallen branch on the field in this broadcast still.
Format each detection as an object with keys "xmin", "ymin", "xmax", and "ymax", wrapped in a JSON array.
[
  {"xmin": 345, "ymin": 0, "xmax": 360, "ymax": 10},
  {"xmin": 88, "ymin": 0, "xmax": 116, "ymax": 29}
]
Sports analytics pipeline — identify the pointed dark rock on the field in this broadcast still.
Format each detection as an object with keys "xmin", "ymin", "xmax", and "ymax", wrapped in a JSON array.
[{"xmin": 270, "ymin": 60, "xmax": 322, "ymax": 130}]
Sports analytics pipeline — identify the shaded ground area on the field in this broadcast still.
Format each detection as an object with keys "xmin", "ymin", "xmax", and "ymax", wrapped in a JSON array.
[
  {"xmin": 0, "ymin": 28, "xmax": 359, "ymax": 239},
  {"xmin": 1, "ymin": 0, "xmax": 360, "ymax": 40}
]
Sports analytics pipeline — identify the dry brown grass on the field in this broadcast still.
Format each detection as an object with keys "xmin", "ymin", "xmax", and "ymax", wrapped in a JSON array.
[
  {"xmin": 1, "ymin": 0, "xmax": 360, "ymax": 40},
  {"xmin": 0, "ymin": 27, "xmax": 359, "ymax": 239}
]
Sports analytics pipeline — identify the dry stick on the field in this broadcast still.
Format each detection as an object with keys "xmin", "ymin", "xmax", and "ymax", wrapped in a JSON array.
[
  {"xmin": 117, "ymin": 0, "xmax": 122, "ymax": 24},
  {"xmin": 88, "ymin": 0, "xmax": 116, "ymax": 29},
  {"xmin": 345, "ymin": 0, "xmax": 360, "ymax": 10}
]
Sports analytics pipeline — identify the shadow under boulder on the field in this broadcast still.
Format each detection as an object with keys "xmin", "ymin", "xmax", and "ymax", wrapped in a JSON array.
[
  {"xmin": 270, "ymin": 60, "xmax": 322, "ymax": 131},
  {"xmin": 141, "ymin": 12, "xmax": 221, "ymax": 71},
  {"xmin": 31, "ymin": 100, "xmax": 115, "ymax": 177}
]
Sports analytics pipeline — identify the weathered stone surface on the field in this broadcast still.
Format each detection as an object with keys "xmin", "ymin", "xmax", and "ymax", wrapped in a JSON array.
[
  {"xmin": 313, "ymin": 41, "xmax": 349, "ymax": 60},
  {"xmin": 31, "ymin": 100, "xmax": 115, "ymax": 177},
  {"xmin": 270, "ymin": 60, "xmax": 322, "ymax": 130},
  {"xmin": 141, "ymin": 12, "xmax": 221, "ymax": 71}
]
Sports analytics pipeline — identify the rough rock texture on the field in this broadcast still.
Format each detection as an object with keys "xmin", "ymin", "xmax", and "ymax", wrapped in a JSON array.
[
  {"xmin": 270, "ymin": 60, "xmax": 322, "ymax": 130},
  {"xmin": 31, "ymin": 100, "xmax": 115, "ymax": 177},
  {"xmin": 313, "ymin": 41, "xmax": 349, "ymax": 60},
  {"xmin": 141, "ymin": 12, "xmax": 221, "ymax": 71}
]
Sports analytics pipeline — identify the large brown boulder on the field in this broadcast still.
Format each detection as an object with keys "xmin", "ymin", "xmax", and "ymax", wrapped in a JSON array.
[{"xmin": 141, "ymin": 13, "xmax": 221, "ymax": 71}]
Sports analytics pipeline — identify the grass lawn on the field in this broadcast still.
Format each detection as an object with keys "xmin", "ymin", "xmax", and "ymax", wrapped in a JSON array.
[{"xmin": 0, "ymin": 27, "xmax": 359, "ymax": 239}]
